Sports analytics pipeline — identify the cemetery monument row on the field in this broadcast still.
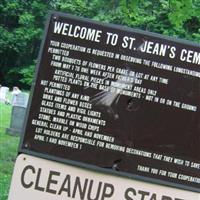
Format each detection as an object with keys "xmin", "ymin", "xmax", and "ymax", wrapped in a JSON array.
[{"xmin": 19, "ymin": 12, "xmax": 200, "ymax": 192}]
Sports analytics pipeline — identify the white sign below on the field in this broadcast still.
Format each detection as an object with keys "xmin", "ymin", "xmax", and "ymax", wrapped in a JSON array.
[{"xmin": 9, "ymin": 154, "xmax": 200, "ymax": 200}]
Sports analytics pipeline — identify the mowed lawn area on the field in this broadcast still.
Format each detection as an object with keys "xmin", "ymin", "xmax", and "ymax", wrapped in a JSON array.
[{"xmin": 0, "ymin": 102, "xmax": 20, "ymax": 200}]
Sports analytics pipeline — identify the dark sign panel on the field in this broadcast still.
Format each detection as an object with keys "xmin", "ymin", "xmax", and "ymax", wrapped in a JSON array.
[{"xmin": 20, "ymin": 12, "xmax": 200, "ymax": 191}]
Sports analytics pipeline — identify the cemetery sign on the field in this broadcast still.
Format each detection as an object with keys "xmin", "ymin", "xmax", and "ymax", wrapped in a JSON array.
[
  {"xmin": 9, "ymin": 154, "xmax": 200, "ymax": 200},
  {"xmin": 20, "ymin": 12, "xmax": 200, "ymax": 192}
]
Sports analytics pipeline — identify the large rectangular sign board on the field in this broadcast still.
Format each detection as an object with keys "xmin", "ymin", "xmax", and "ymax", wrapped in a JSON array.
[
  {"xmin": 20, "ymin": 12, "xmax": 200, "ymax": 192},
  {"xmin": 9, "ymin": 154, "xmax": 200, "ymax": 200}
]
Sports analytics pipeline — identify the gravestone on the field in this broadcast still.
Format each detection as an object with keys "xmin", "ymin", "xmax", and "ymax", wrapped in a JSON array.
[
  {"xmin": 7, "ymin": 93, "xmax": 29, "ymax": 135},
  {"xmin": 12, "ymin": 92, "xmax": 29, "ymax": 107},
  {"xmin": 0, "ymin": 86, "xmax": 9, "ymax": 103}
]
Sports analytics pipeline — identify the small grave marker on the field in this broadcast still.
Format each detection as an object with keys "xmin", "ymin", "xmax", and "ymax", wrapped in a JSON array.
[{"xmin": 7, "ymin": 93, "xmax": 29, "ymax": 135}]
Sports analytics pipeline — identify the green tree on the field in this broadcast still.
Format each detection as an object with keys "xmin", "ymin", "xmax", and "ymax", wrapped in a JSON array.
[
  {"xmin": 53, "ymin": 0, "xmax": 200, "ymax": 42},
  {"xmin": 0, "ymin": 0, "xmax": 48, "ymax": 89}
]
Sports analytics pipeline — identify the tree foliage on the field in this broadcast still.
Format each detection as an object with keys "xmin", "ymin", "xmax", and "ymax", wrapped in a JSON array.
[
  {"xmin": 0, "ymin": 0, "xmax": 199, "ymax": 89},
  {"xmin": 0, "ymin": 0, "xmax": 48, "ymax": 89}
]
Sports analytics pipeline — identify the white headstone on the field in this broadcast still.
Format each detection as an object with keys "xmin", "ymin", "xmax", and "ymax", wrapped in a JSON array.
[{"xmin": 0, "ymin": 86, "xmax": 9, "ymax": 103}]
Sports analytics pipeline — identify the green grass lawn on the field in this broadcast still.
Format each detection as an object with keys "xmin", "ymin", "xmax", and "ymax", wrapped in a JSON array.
[{"xmin": 0, "ymin": 102, "xmax": 20, "ymax": 200}]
